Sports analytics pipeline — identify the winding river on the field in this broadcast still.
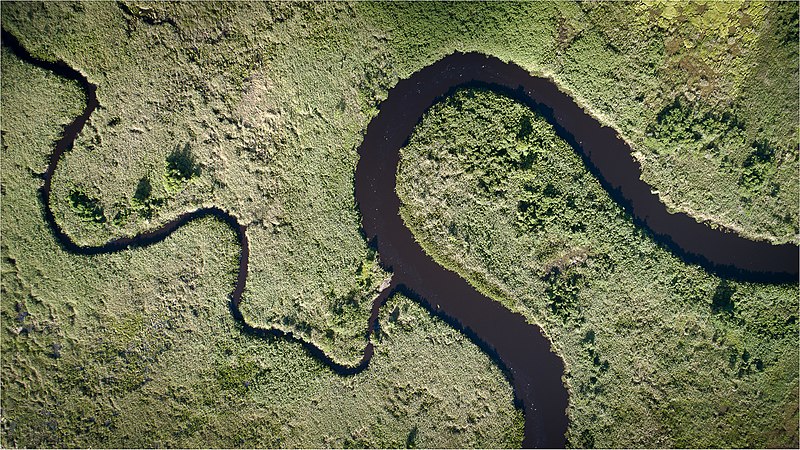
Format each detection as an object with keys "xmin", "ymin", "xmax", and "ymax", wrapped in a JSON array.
[{"xmin": 4, "ymin": 28, "xmax": 797, "ymax": 449}]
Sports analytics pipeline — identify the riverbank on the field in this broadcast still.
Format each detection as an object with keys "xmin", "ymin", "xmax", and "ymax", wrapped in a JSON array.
[
  {"xmin": 2, "ymin": 2, "xmax": 796, "ymax": 447},
  {"xmin": 1, "ymin": 28, "xmax": 523, "ymax": 449},
  {"xmin": 398, "ymin": 85, "xmax": 798, "ymax": 447}
]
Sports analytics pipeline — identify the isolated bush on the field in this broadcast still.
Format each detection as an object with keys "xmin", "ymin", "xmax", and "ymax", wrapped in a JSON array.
[
  {"xmin": 67, "ymin": 190, "xmax": 105, "ymax": 223},
  {"xmin": 164, "ymin": 143, "xmax": 201, "ymax": 192}
]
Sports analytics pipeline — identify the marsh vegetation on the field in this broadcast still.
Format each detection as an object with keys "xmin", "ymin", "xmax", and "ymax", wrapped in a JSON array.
[
  {"xmin": 397, "ymin": 87, "xmax": 798, "ymax": 447},
  {"xmin": 1, "ymin": 1, "xmax": 797, "ymax": 447}
]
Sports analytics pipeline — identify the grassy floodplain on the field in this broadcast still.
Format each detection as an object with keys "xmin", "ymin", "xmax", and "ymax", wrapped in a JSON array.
[
  {"xmin": 0, "ymin": 17, "xmax": 524, "ymax": 449},
  {"xmin": 397, "ymin": 88, "xmax": 798, "ymax": 447},
  {"xmin": 1, "ymin": 1, "xmax": 798, "ymax": 447}
]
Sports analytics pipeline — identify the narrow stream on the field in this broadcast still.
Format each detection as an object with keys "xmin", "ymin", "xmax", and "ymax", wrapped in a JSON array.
[{"xmin": 4, "ymin": 28, "xmax": 796, "ymax": 448}]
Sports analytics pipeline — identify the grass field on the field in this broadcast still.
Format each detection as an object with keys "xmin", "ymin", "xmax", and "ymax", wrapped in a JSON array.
[
  {"xmin": 1, "ymin": 1, "xmax": 797, "ymax": 447},
  {"xmin": 397, "ymin": 87, "xmax": 798, "ymax": 447},
  {"xmin": 1, "ymin": 42, "xmax": 523, "ymax": 447}
]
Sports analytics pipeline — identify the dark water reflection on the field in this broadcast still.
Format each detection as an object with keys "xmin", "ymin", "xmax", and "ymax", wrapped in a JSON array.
[{"xmin": 355, "ymin": 52, "xmax": 798, "ymax": 448}]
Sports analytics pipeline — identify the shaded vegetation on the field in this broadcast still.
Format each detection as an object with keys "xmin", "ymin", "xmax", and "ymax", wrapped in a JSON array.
[
  {"xmin": 67, "ymin": 190, "xmax": 105, "ymax": 224},
  {"xmin": 711, "ymin": 280, "xmax": 736, "ymax": 315},
  {"xmin": 164, "ymin": 143, "xmax": 201, "ymax": 192}
]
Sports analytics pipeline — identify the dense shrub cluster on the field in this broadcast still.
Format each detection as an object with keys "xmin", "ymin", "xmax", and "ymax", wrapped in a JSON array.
[
  {"xmin": 67, "ymin": 190, "xmax": 105, "ymax": 224},
  {"xmin": 647, "ymin": 99, "xmax": 785, "ymax": 194}
]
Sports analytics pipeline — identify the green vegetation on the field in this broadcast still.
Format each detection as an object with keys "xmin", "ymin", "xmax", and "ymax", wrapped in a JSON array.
[
  {"xmin": 361, "ymin": 1, "xmax": 798, "ymax": 242},
  {"xmin": 2, "ymin": 0, "xmax": 796, "ymax": 363},
  {"xmin": 67, "ymin": 190, "xmax": 106, "ymax": 224},
  {"xmin": 164, "ymin": 143, "xmax": 201, "ymax": 193},
  {"xmin": 1, "ymin": 46, "xmax": 521, "ymax": 447},
  {"xmin": 397, "ymin": 88, "xmax": 798, "ymax": 447},
  {"xmin": 1, "ymin": 1, "xmax": 797, "ymax": 447}
]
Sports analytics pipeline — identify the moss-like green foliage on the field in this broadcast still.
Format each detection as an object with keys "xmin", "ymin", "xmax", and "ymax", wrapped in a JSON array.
[
  {"xmin": 2, "ymin": 0, "xmax": 795, "ymax": 364},
  {"xmin": 646, "ymin": 98, "xmax": 789, "ymax": 209},
  {"xmin": 398, "ymin": 87, "xmax": 798, "ymax": 447},
  {"xmin": 1, "ymin": 48, "xmax": 521, "ymax": 447},
  {"xmin": 164, "ymin": 143, "xmax": 201, "ymax": 192},
  {"xmin": 67, "ymin": 190, "xmax": 105, "ymax": 224},
  {"xmin": 0, "ymin": 43, "xmax": 522, "ymax": 448}
]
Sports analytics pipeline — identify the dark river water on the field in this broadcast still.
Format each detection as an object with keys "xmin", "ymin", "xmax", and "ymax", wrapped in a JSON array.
[
  {"xmin": 355, "ymin": 51, "xmax": 798, "ymax": 448},
  {"xmin": 5, "ymin": 27, "xmax": 797, "ymax": 449}
]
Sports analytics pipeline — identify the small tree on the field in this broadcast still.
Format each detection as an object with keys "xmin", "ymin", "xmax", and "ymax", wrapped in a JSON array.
[{"xmin": 164, "ymin": 143, "xmax": 201, "ymax": 192}]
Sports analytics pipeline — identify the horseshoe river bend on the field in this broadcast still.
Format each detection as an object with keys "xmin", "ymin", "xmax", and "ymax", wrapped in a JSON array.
[{"xmin": 4, "ymin": 28, "xmax": 798, "ymax": 448}]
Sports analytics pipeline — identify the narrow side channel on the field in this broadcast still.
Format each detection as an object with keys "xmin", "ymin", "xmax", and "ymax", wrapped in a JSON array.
[{"xmin": 0, "ymin": 28, "xmax": 384, "ymax": 378}]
